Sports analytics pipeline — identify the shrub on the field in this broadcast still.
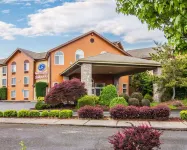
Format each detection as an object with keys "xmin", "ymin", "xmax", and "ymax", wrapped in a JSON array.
[
  {"xmin": 77, "ymin": 95, "xmax": 98, "ymax": 108},
  {"xmin": 35, "ymin": 82, "xmax": 48, "ymax": 99},
  {"xmin": 131, "ymin": 92, "xmax": 143, "ymax": 103},
  {"xmin": 78, "ymin": 106, "xmax": 103, "ymax": 119},
  {"xmin": 180, "ymin": 110, "xmax": 187, "ymax": 120},
  {"xmin": 0, "ymin": 87, "xmax": 7, "ymax": 100},
  {"xmin": 4, "ymin": 110, "xmax": 17, "ymax": 117},
  {"xmin": 48, "ymin": 110, "xmax": 60, "ymax": 117},
  {"xmin": 17, "ymin": 110, "xmax": 29, "ymax": 118},
  {"xmin": 37, "ymin": 97, "xmax": 44, "ymax": 101},
  {"xmin": 0, "ymin": 111, "xmax": 3, "ymax": 117},
  {"xmin": 125, "ymin": 106, "xmax": 139, "ymax": 119},
  {"xmin": 141, "ymin": 99, "xmax": 150, "ymax": 107},
  {"xmin": 144, "ymin": 93, "xmax": 153, "ymax": 102},
  {"xmin": 119, "ymin": 93, "xmax": 129, "ymax": 102},
  {"xmin": 45, "ymin": 78, "xmax": 87, "ymax": 106},
  {"xmin": 40, "ymin": 110, "xmax": 49, "ymax": 117},
  {"xmin": 172, "ymin": 101, "xmax": 183, "ymax": 107},
  {"xmin": 59, "ymin": 110, "xmax": 73, "ymax": 119},
  {"xmin": 110, "ymin": 97, "xmax": 128, "ymax": 108},
  {"xmin": 35, "ymin": 101, "xmax": 49, "ymax": 110},
  {"xmin": 110, "ymin": 105, "xmax": 127, "ymax": 119},
  {"xmin": 109, "ymin": 125, "xmax": 162, "ymax": 150},
  {"xmin": 99, "ymin": 85, "xmax": 118, "ymax": 106},
  {"xmin": 153, "ymin": 105, "xmax": 170, "ymax": 120},
  {"xmin": 29, "ymin": 110, "xmax": 40, "ymax": 117},
  {"xmin": 139, "ymin": 106, "xmax": 154, "ymax": 119},
  {"xmin": 128, "ymin": 98, "xmax": 140, "ymax": 106}
]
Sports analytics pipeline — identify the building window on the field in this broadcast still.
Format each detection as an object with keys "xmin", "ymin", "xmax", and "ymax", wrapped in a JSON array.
[
  {"xmin": 75, "ymin": 49, "xmax": 84, "ymax": 61},
  {"xmin": 100, "ymin": 51, "xmax": 107, "ymax": 54},
  {"xmin": 122, "ymin": 84, "xmax": 127, "ymax": 93},
  {"xmin": 2, "ymin": 79, "xmax": 6, "ymax": 87},
  {"xmin": 23, "ymin": 90, "xmax": 29, "ymax": 98},
  {"xmin": 11, "ymin": 78, "xmax": 16, "ymax": 85},
  {"xmin": 24, "ymin": 60, "xmax": 29, "ymax": 72},
  {"xmin": 11, "ymin": 90, "xmax": 16, "ymax": 98},
  {"xmin": 24, "ymin": 77, "xmax": 29, "ymax": 85},
  {"xmin": 55, "ymin": 51, "xmax": 64, "ymax": 65},
  {"xmin": 2, "ymin": 66, "xmax": 7, "ymax": 75},
  {"xmin": 11, "ymin": 62, "xmax": 16, "ymax": 73}
]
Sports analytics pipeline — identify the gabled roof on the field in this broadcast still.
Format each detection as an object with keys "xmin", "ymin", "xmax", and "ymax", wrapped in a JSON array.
[
  {"xmin": 112, "ymin": 41, "xmax": 125, "ymax": 50},
  {"xmin": 4, "ymin": 48, "xmax": 48, "ymax": 63},
  {"xmin": 0, "ymin": 59, "xmax": 6, "ymax": 65},
  {"xmin": 49, "ymin": 30, "xmax": 131, "ymax": 56},
  {"xmin": 127, "ymin": 47, "xmax": 157, "ymax": 59}
]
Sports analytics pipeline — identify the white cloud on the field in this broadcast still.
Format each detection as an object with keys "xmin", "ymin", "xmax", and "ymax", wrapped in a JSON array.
[
  {"xmin": 17, "ymin": 18, "xmax": 25, "ymax": 22},
  {"xmin": 0, "ymin": 0, "xmax": 166, "ymax": 43},
  {"xmin": 1, "ymin": 9, "xmax": 10, "ymax": 14},
  {"xmin": 25, "ymin": 2, "xmax": 31, "ymax": 6}
]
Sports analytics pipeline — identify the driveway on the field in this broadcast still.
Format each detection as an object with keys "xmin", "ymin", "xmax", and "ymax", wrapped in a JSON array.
[
  {"xmin": 0, "ymin": 102, "xmax": 36, "ymax": 111},
  {"xmin": 0, "ymin": 124, "xmax": 186, "ymax": 150}
]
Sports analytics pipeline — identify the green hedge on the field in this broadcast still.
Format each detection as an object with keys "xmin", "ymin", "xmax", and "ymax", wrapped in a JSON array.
[
  {"xmin": 77, "ymin": 95, "xmax": 98, "ymax": 108},
  {"xmin": 17, "ymin": 110, "xmax": 29, "ymax": 118},
  {"xmin": 48, "ymin": 110, "xmax": 60, "ymax": 117},
  {"xmin": 109, "ymin": 97, "xmax": 128, "ymax": 108},
  {"xmin": 29, "ymin": 110, "xmax": 40, "ymax": 117},
  {"xmin": 35, "ymin": 101, "xmax": 49, "ymax": 110},
  {"xmin": 0, "ymin": 87, "xmax": 7, "ymax": 100},
  {"xmin": 59, "ymin": 110, "xmax": 73, "ymax": 119},
  {"xmin": 180, "ymin": 110, "xmax": 187, "ymax": 120},
  {"xmin": 35, "ymin": 82, "xmax": 48, "ymax": 99},
  {"xmin": 4, "ymin": 110, "xmax": 17, "ymax": 117},
  {"xmin": 0, "ymin": 111, "xmax": 3, "ymax": 117},
  {"xmin": 41, "ymin": 110, "xmax": 49, "ymax": 117}
]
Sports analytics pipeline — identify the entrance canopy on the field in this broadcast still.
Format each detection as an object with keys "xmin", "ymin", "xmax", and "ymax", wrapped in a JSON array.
[{"xmin": 60, "ymin": 53, "xmax": 160, "ymax": 77}]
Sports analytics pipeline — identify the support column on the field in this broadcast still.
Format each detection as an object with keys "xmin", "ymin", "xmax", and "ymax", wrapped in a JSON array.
[
  {"xmin": 114, "ymin": 76, "xmax": 120, "ymax": 95},
  {"xmin": 81, "ymin": 63, "xmax": 92, "ymax": 95},
  {"xmin": 153, "ymin": 67, "xmax": 162, "ymax": 102}
]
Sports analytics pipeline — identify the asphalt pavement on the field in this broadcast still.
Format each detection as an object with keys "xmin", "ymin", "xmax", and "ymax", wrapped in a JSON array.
[{"xmin": 0, "ymin": 124, "xmax": 186, "ymax": 150}]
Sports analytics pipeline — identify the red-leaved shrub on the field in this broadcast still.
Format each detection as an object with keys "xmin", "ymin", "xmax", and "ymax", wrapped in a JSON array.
[
  {"xmin": 153, "ymin": 105, "xmax": 170, "ymax": 120},
  {"xmin": 139, "ymin": 106, "xmax": 154, "ymax": 119},
  {"xmin": 109, "ymin": 125, "xmax": 162, "ymax": 150},
  {"xmin": 45, "ymin": 78, "xmax": 87, "ymax": 105},
  {"xmin": 78, "ymin": 105, "xmax": 103, "ymax": 119},
  {"xmin": 125, "ymin": 106, "xmax": 139, "ymax": 119},
  {"xmin": 110, "ymin": 105, "xmax": 127, "ymax": 119}
]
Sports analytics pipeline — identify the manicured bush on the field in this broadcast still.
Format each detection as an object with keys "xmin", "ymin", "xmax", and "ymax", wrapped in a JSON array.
[
  {"xmin": 0, "ymin": 111, "xmax": 3, "ymax": 117},
  {"xmin": 77, "ymin": 95, "xmax": 98, "ymax": 108},
  {"xmin": 119, "ymin": 93, "xmax": 129, "ymax": 102},
  {"xmin": 29, "ymin": 110, "xmax": 40, "ymax": 117},
  {"xmin": 141, "ymin": 99, "xmax": 150, "ymax": 107},
  {"xmin": 48, "ymin": 110, "xmax": 60, "ymax": 117},
  {"xmin": 59, "ymin": 110, "xmax": 73, "ymax": 119},
  {"xmin": 153, "ymin": 105, "xmax": 170, "ymax": 120},
  {"xmin": 45, "ymin": 78, "xmax": 87, "ymax": 106},
  {"xmin": 109, "ymin": 125, "xmax": 162, "ymax": 150},
  {"xmin": 125, "ymin": 106, "xmax": 139, "ymax": 119},
  {"xmin": 139, "ymin": 106, "xmax": 154, "ymax": 119},
  {"xmin": 131, "ymin": 92, "xmax": 143, "ymax": 103},
  {"xmin": 78, "ymin": 106, "xmax": 103, "ymax": 119},
  {"xmin": 144, "ymin": 93, "xmax": 153, "ymax": 102},
  {"xmin": 110, "ymin": 105, "xmax": 127, "ymax": 119},
  {"xmin": 40, "ymin": 110, "xmax": 49, "ymax": 117},
  {"xmin": 35, "ymin": 101, "xmax": 49, "ymax": 110},
  {"xmin": 0, "ymin": 87, "xmax": 7, "ymax": 100},
  {"xmin": 17, "ymin": 110, "xmax": 29, "ymax": 118},
  {"xmin": 128, "ymin": 98, "xmax": 140, "ymax": 106},
  {"xmin": 99, "ymin": 85, "xmax": 118, "ymax": 106},
  {"xmin": 180, "ymin": 110, "xmax": 187, "ymax": 120},
  {"xmin": 109, "ymin": 97, "xmax": 128, "ymax": 108},
  {"xmin": 35, "ymin": 82, "xmax": 48, "ymax": 99},
  {"xmin": 4, "ymin": 110, "xmax": 17, "ymax": 117}
]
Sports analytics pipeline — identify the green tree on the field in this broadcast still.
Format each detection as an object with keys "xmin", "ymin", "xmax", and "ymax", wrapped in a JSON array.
[
  {"xmin": 151, "ymin": 44, "xmax": 187, "ymax": 100},
  {"xmin": 130, "ymin": 71, "xmax": 153, "ymax": 96},
  {"xmin": 116, "ymin": 0, "xmax": 187, "ymax": 52}
]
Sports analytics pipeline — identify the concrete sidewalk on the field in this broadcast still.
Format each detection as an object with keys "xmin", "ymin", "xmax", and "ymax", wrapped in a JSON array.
[{"xmin": 0, "ymin": 118, "xmax": 187, "ymax": 130}]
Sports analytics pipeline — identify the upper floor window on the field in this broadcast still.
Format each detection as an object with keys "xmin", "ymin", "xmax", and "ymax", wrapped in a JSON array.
[
  {"xmin": 11, "ymin": 78, "xmax": 16, "ymax": 86},
  {"xmin": 2, "ymin": 79, "xmax": 6, "ymax": 87},
  {"xmin": 2, "ymin": 66, "xmax": 7, "ymax": 75},
  {"xmin": 24, "ymin": 77, "xmax": 29, "ymax": 85},
  {"xmin": 55, "ymin": 51, "xmax": 64, "ymax": 65},
  {"xmin": 75, "ymin": 50, "xmax": 84, "ymax": 61},
  {"xmin": 24, "ymin": 60, "xmax": 29, "ymax": 72},
  {"xmin": 11, "ymin": 62, "xmax": 16, "ymax": 73}
]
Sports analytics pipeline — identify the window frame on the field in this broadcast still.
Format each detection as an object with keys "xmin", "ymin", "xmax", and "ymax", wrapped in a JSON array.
[
  {"xmin": 11, "ymin": 62, "xmax": 16, "ymax": 73},
  {"xmin": 75, "ymin": 49, "xmax": 84, "ymax": 61},
  {"xmin": 24, "ymin": 76, "xmax": 29, "ymax": 85},
  {"xmin": 23, "ymin": 90, "xmax": 29, "ymax": 98},
  {"xmin": 11, "ymin": 90, "xmax": 16, "ymax": 98},
  {"xmin": 24, "ymin": 60, "xmax": 29, "ymax": 72},
  {"xmin": 54, "ymin": 51, "xmax": 64, "ymax": 65},
  {"xmin": 2, "ymin": 78, "xmax": 7, "ymax": 87},
  {"xmin": 11, "ymin": 77, "xmax": 16, "ymax": 86},
  {"xmin": 122, "ymin": 83, "xmax": 127, "ymax": 94},
  {"xmin": 2, "ymin": 66, "xmax": 7, "ymax": 75}
]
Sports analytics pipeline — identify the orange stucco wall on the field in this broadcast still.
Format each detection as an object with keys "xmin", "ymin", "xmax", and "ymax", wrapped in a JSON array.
[
  {"xmin": 7, "ymin": 51, "xmax": 34, "ymax": 100},
  {"xmin": 50, "ymin": 33, "xmax": 129, "ymax": 88}
]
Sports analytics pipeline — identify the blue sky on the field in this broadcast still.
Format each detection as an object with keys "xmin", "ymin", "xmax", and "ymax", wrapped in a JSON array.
[{"xmin": 0, "ymin": 0, "xmax": 165, "ymax": 59}]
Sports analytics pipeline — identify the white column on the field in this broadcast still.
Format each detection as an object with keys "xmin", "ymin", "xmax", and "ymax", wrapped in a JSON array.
[
  {"xmin": 153, "ymin": 67, "xmax": 162, "ymax": 102},
  {"xmin": 81, "ymin": 63, "xmax": 92, "ymax": 95}
]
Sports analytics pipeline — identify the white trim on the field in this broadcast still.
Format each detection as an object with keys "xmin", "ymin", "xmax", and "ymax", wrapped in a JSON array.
[
  {"xmin": 24, "ymin": 62, "xmax": 29, "ymax": 71},
  {"xmin": 2, "ymin": 78, "xmax": 7, "ymax": 87},
  {"xmin": 122, "ymin": 83, "xmax": 127, "ymax": 94},
  {"xmin": 11, "ymin": 77, "xmax": 16, "ymax": 85},
  {"xmin": 75, "ymin": 49, "xmax": 84, "ymax": 61},
  {"xmin": 54, "ymin": 51, "xmax": 64, "ymax": 65},
  {"xmin": 11, "ymin": 90, "xmax": 16, "ymax": 98},
  {"xmin": 24, "ymin": 76, "xmax": 29, "ymax": 85},
  {"xmin": 2, "ymin": 66, "xmax": 7, "ymax": 75},
  {"xmin": 11, "ymin": 64, "xmax": 16, "ymax": 73},
  {"xmin": 23, "ymin": 90, "xmax": 29, "ymax": 98}
]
